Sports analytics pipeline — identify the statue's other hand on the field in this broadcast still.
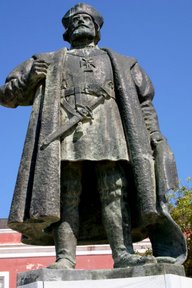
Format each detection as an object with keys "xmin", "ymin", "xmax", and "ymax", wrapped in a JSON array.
[{"xmin": 28, "ymin": 59, "xmax": 50, "ymax": 84}]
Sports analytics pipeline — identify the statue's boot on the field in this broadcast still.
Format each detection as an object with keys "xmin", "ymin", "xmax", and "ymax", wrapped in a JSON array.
[
  {"xmin": 48, "ymin": 162, "xmax": 82, "ymax": 269},
  {"xmin": 47, "ymin": 222, "xmax": 77, "ymax": 269},
  {"xmin": 96, "ymin": 161, "xmax": 157, "ymax": 268},
  {"xmin": 103, "ymin": 196, "xmax": 156, "ymax": 268}
]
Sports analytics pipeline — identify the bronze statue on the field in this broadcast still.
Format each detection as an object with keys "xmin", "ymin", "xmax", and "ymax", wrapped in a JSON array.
[{"xmin": 0, "ymin": 3, "xmax": 187, "ymax": 269}]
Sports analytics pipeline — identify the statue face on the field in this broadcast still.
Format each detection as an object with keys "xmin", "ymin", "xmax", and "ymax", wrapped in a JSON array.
[{"xmin": 68, "ymin": 13, "xmax": 96, "ymax": 43}]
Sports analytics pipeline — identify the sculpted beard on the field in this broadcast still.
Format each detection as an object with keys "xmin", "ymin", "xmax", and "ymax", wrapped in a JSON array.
[{"xmin": 70, "ymin": 25, "xmax": 96, "ymax": 41}]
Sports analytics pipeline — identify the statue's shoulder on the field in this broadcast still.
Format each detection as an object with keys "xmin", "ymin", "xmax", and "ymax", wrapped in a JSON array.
[
  {"xmin": 33, "ymin": 48, "xmax": 68, "ymax": 62},
  {"xmin": 102, "ymin": 48, "xmax": 137, "ymax": 68}
]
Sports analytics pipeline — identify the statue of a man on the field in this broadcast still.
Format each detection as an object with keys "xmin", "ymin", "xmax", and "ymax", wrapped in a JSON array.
[{"xmin": 0, "ymin": 3, "xmax": 187, "ymax": 269}]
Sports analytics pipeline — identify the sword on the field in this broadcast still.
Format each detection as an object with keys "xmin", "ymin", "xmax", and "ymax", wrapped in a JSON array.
[{"xmin": 40, "ymin": 94, "xmax": 105, "ymax": 150}]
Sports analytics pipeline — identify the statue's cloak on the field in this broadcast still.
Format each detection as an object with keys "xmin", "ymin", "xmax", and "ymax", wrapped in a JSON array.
[{"xmin": 8, "ymin": 48, "xmax": 187, "ymax": 264}]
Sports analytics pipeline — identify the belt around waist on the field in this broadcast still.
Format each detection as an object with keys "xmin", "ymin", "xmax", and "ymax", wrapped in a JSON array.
[{"xmin": 62, "ymin": 83, "xmax": 115, "ymax": 99}]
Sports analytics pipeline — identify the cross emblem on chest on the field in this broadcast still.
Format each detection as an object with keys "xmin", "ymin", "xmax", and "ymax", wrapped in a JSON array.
[{"xmin": 80, "ymin": 57, "xmax": 96, "ymax": 72}]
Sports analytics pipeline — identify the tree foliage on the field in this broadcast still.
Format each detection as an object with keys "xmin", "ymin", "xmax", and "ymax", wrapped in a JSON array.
[{"xmin": 168, "ymin": 178, "xmax": 192, "ymax": 277}]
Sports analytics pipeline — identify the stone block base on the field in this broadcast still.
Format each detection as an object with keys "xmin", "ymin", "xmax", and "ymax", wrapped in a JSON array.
[
  {"xmin": 17, "ymin": 263, "xmax": 186, "ymax": 287},
  {"xmin": 18, "ymin": 274, "xmax": 192, "ymax": 288}
]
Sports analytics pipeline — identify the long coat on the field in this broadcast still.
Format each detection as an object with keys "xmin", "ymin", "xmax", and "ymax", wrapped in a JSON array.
[{"xmin": 0, "ymin": 48, "xmax": 187, "ymax": 263}]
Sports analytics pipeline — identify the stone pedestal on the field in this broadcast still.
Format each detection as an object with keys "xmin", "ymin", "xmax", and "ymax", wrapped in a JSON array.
[
  {"xmin": 18, "ymin": 274, "xmax": 192, "ymax": 288},
  {"xmin": 17, "ymin": 263, "xmax": 189, "ymax": 287}
]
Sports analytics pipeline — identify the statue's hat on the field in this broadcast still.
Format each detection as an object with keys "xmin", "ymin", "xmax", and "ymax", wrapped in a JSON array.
[{"xmin": 62, "ymin": 3, "xmax": 104, "ymax": 29}]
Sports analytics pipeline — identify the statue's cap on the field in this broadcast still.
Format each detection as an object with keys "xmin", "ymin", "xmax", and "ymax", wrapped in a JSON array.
[{"xmin": 62, "ymin": 3, "xmax": 104, "ymax": 29}]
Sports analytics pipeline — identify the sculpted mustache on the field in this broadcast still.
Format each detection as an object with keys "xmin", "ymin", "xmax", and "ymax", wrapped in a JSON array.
[{"xmin": 72, "ymin": 24, "xmax": 90, "ymax": 32}]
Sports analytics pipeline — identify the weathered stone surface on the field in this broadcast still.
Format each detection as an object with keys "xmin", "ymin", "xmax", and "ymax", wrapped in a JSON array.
[
  {"xmin": 0, "ymin": 2, "xmax": 187, "ymax": 270},
  {"xmin": 17, "ymin": 264, "xmax": 185, "ymax": 286},
  {"xmin": 17, "ymin": 274, "xmax": 192, "ymax": 288}
]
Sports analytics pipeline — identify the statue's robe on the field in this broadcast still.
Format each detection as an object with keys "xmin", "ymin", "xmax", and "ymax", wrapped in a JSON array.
[{"xmin": 0, "ymin": 48, "xmax": 187, "ymax": 264}]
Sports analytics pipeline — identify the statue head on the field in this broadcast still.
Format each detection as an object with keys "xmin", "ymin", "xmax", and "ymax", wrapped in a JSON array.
[{"xmin": 62, "ymin": 3, "xmax": 104, "ymax": 45}]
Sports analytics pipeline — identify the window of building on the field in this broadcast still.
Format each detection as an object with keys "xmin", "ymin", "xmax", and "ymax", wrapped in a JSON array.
[{"xmin": 0, "ymin": 272, "xmax": 9, "ymax": 288}]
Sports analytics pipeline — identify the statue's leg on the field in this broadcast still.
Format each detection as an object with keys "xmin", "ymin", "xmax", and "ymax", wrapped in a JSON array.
[
  {"xmin": 96, "ymin": 161, "xmax": 156, "ymax": 268},
  {"xmin": 48, "ymin": 161, "xmax": 82, "ymax": 269}
]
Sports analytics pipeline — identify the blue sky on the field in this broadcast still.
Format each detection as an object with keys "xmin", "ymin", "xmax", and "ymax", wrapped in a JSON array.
[{"xmin": 0, "ymin": 0, "xmax": 191, "ymax": 218}]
